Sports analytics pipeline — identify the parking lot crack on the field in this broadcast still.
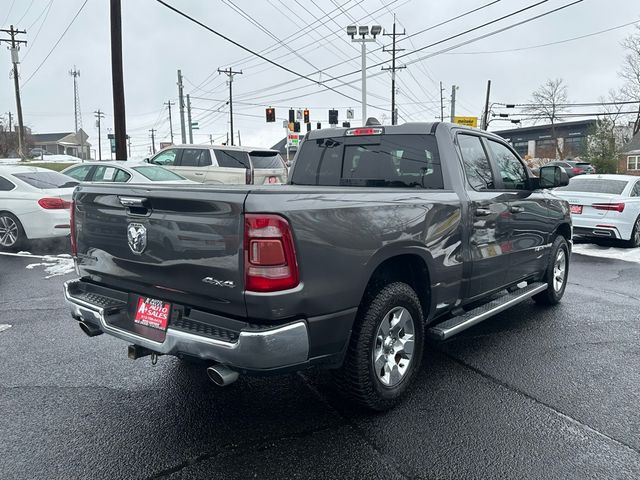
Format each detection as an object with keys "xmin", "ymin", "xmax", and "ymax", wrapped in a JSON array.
[{"xmin": 440, "ymin": 351, "xmax": 640, "ymax": 457}]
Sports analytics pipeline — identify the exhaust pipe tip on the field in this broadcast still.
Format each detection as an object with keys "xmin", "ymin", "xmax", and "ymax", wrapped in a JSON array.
[
  {"xmin": 206, "ymin": 364, "xmax": 239, "ymax": 387},
  {"xmin": 79, "ymin": 320, "xmax": 102, "ymax": 337}
]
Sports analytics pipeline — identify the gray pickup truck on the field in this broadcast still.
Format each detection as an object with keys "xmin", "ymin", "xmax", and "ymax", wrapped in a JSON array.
[{"xmin": 64, "ymin": 122, "xmax": 571, "ymax": 410}]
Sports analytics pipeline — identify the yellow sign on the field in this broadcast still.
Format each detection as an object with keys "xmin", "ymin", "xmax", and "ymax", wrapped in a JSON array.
[{"xmin": 453, "ymin": 116, "xmax": 478, "ymax": 128}]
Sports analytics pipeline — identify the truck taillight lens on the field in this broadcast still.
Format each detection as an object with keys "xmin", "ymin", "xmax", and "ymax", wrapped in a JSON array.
[
  {"xmin": 244, "ymin": 214, "xmax": 299, "ymax": 292},
  {"xmin": 593, "ymin": 203, "xmax": 625, "ymax": 212},
  {"xmin": 70, "ymin": 201, "xmax": 77, "ymax": 256},
  {"xmin": 38, "ymin": 197, "xmax": 71, "ymax": 209},
  {"xmin": 245, "ymin": 168, "xmax": 253, "ymax": 185}
]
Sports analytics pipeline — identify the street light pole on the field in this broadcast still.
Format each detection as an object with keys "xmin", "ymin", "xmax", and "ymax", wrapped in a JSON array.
[{"xmin": 348, "ymin": 25, "xmax": 381, "ymax": 126}]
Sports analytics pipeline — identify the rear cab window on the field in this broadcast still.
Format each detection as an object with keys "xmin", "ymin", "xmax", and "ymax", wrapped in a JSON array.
[
  {"xmin": 291, "ymin": 134, "xmax": 443, "ymax": 189},
  {"xmin": 249, "ymin": 151, "xmax": 285, "ymax": 169},
  {"xmin": 12, "ymin": 171, "xmax": 78, "ymax": 189}
]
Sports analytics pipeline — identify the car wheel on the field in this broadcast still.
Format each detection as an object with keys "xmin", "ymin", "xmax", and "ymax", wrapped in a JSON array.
[
  {"xmin": 533, "ymin": 235, "xmax": 569, "ymax": 306},
  {"xmin": 333, "ymin": 282, "xmax": 425, "ymax": 411},
  {"xmin": 625, "ymin": 216, "xmax": 640, "ymax": 248},
  {"xmin": 0, "ymin": 213, "xmax": 26, "ymax": 251}
]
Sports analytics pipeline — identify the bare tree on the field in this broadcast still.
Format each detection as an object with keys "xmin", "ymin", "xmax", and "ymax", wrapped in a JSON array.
[
  {"xmin": 524, "ymin": 78, "xmax": 569, "ymax": 159},
  {"xmin": 620, "ymin": 25, "xmax": 640, "ymax": 135}
]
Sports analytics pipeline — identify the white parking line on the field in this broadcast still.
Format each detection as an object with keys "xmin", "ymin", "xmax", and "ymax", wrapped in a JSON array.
[{"xmin": 0, "ymin": 324, "xmax": 12, "ymax": 333}]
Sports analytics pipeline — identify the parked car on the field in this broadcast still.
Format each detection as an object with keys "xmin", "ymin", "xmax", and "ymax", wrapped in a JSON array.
[
  {"xmin": 61, "ymin": 161, "xmax": 192, "ymax": 184},
  {"xmin": 64, "ymin": 122, "xmax": 571, "ymax": 411},
  {"xmin": 0, "ymin": 166, "xmax": 78, "ymax": 250},
  {"xmin": 28, "ymin": 148, "xmax": 49, "ymax": 158},
  {"xmin": 146, "ymin": 145, "xmax": 288, "ymax": 185},
  {"xmin": 554, "ymin": 174, "xmax": 640, "ymax": 247},
  {"xmin": 546, "ymin": 160, "xmax": 595, "ymax": 177}
]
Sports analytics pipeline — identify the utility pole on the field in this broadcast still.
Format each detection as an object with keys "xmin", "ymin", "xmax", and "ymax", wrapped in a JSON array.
[
  {"xmin": 186, "ymin": 94, "xmax": 193, "ymax": 144},
  {"xmin": 218, "ymin": 67, "xmax": 243, "ymax": 146},
  {"xmin": 69, "ymin": 66, "xmax": 85, "ymax": 159},
  {"xmin": 450, "ymin": 85, "xmax": 458, "ymax": 122},
  {"xmin": 127, "ymin": 136, "xmax": 131, "ymax": 157},
  {"xmin": 237, "ymin": 130, "xmax": 241, "ymax": 146},
  {"xmin": 382, "ymin": 16, "xmax": 405, "ymax": 125},
  {"xmin": 209, "ymin": 134, "xmax": 213, "ymax": 145},
  {"xmin": 94, "ymin": 110, "xmax": 105, "ymax": 161},
  {"xmin": 439, "ymin": 81, "xmax": 445, "ymax": 122},
  {"xmin": 110, "ymin": 0, "xmax": 127, "ymax": 160},
  {"xmin": 164, "ymin": 100, "xmax": 175, "ymax": 143},
  {"xmin": 149, "ymin": 129, "xmax": 156, "ymax": 154},
  {"xmin": 6, "ymin": 112, "xmax": 12, "ymax": 132},
  {"xmin": 177, "ymin": 70, "xmax": 186, "ymax": 144},
  {"xmin": 0, "ymin": 26, "xmax": 27, "ymax": 158},
  {"xmin": 481, "ymin": 80, "xmax": 492, "ymax": 130},
  {"xmin": 348, "ymin": 27, "xmax": 380, "ymax": 126}
]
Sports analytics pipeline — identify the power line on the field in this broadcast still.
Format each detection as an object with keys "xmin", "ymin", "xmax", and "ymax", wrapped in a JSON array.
[
  {"xmin": 2, "ymin": 0, "xmax": 16, "ymax": 25},
  {"xmin": 496, "ymin": 100, "xmax": 640, "ymax": 108},
  {"xmin": 22, "ymin": 0, "xmax": 54, "ymax": 61},
  {"xmin": 22, "ymin": 0, "xmax": 89, "ymax": 87},
  {"xmin": 16, "ymin": 0, "xmax": 37, "ymax": 25}
]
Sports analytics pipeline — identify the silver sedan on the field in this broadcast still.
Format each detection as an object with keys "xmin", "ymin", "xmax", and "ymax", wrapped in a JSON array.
[{"xmin": 61, "ymin": 161, "xmax": 193, "ymax": 184}]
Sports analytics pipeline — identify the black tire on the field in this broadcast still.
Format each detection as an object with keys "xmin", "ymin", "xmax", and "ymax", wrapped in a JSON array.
[
  {"xmin": 0, "ymin": 212, "xmax": 26, "ymax": 251},
  {"xmin": 533, "ymin": 235, "xmax": 569, "ymax": 306},
  {"xmin": 333, "ymin": 282, "xmax": 425, "ymax": 411},
  {"xmin": 625, "ymin": 216, "xmax": 640, "ymax": 248}
]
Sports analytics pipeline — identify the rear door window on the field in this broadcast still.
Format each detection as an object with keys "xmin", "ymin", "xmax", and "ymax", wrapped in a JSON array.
[
  {"xmin": 180, "ymin": 149, "xmax": 211, "ymax": 167},
  {"xmin": 250, "ymin": 152, "xmax": 285, "ymax": 169},
  {"xmin": 215, "ymin": 150, "xmax": 250, "ymax": 169},
  {"xmin": 457, "ymin": 134, "xmax": 494, "ymax": 190},
  {"xmin": 291, "ymin": 134, "xmax": 443, "ymax": 189}
]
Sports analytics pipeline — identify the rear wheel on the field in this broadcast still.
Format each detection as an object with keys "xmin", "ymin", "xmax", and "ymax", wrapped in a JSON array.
[
  {"xmin": 533, "ymin": 235, "xmax": 569, "ymax": 305},
  {"xmin": 0, "ymin": 213, "xmax": 25, "ymax": 251},
  {"xmin": 625, "ymin": 216, "xmax": 640, "ymax": 248},
  {"xmin": 333, "ymin": 282, "xmax": 425, "ymax": 411}
]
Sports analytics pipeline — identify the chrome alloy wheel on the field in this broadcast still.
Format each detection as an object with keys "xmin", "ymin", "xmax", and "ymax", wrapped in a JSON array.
[
  {"xmin": 372, "ymin": 306, "xmax": 415, "ymax": 388},
  {"xmin": 553, "ymin": 248, "xmax": 567, "ymax": 292},
  {"xmin": 0, "ymin": 215, "xmax": 18, "ymax": 247},
  {"xmin": 634, "ymin": 218, "xmax": 640, "ymax": 246}
]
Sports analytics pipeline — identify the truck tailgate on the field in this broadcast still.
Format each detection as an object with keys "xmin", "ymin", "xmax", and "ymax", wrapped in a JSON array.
[{"xmin": 74, "ymin": 184, "xmax": 249, "ymax": 317}]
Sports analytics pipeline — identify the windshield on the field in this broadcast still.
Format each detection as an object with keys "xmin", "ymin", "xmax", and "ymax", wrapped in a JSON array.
[
  {"xmin": 250, "ymin": 152, "xmax": 285, "ymax": 169},
  {"xmin": 557, "ymin": 178, "xmax": 628, "ymax": 194},
  {"xmin": 132, "ymin": 165, "xmax": 185, "ymax": 181},
  {"xmin": 12, "ymin": 171, "xmax": 78, "ymax": 189}
]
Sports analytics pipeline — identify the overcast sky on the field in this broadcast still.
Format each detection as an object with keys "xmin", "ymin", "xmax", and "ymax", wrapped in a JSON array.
[{"xmin": 1, "ymin": 0, "xmax": 638, "ymax": 158}]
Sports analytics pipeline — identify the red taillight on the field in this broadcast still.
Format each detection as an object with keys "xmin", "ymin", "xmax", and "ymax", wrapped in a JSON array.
[
  {"xmin": 245, "ymin": 168, "xmax": 253, "ymax": 185},
  {"xmin": 572, "ymin": 167, "xmax": 581, "ymax": 174},
  {"xmin": 244, "ymin": 214, "xmax": 299, "ymax": 292},
  {"xmin": 592, "ymin": 203, "xmax": 625, "ymax": 212},
  {"xmin": 70, "ymin": 201, "xmax": 77, "ymax": 256},
  {"xmin": 345, "ymin": 127, "xmax": 383, "ymax": 136},
  {"xmin": 38, "ymin": 197, "xmax": 71, "ymax": 209}
]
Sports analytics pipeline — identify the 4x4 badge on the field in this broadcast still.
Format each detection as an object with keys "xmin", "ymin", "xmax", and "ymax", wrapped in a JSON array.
[{"xmin": 127, "ymin": 223, "xmax": 147, "ymax": 255}]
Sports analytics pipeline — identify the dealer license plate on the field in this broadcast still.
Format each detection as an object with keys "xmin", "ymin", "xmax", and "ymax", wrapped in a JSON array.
[
  {"xmin": 134, "ymin": 297, "xmax": 170, "ymax": 331},
  {"xmin": 570, "ymin": 205, "xmax": 582, "ymax": 214}
]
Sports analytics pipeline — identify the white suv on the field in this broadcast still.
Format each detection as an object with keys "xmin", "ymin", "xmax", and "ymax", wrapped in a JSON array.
[{"xmin": 147, "ymin": 145, "xmax": 288, "ymax": 185}]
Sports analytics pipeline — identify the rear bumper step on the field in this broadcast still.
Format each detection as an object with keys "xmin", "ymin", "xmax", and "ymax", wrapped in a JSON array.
[
  {"xmin": 63, "ymin": 279, "xmax": 309, "ymax": 371},
  {"xmin": 427, "ymin": 282, "xmax": 547, "ymax": 340}
]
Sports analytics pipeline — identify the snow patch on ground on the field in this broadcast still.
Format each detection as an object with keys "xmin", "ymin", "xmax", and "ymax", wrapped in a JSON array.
[
  {"xmin": 0, "ymin": 324, "xmax": 12, "ymax": 333},
  {"xmin": 0, "ymin": 154, "xmax": 82, "ymax": 165},
  {"xmin": 572, "ymin": 243, "xmax": 640, "ymax": 264},
  {"xmin": 0, "ymin": 251, "xmax": 75, "ymax": 278}
]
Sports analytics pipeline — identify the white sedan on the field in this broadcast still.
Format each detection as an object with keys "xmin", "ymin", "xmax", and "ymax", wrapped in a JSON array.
[
  {"xmin": 554, "ymin": 174, "xmax": 640, "ymax": 247},
  {"xmin": 61, "ymin": 161, "xmax": 192, "ymax": 184},
  {"xmin": 0, "ymin": 166, "xmax": 77, "ymax": 250}
]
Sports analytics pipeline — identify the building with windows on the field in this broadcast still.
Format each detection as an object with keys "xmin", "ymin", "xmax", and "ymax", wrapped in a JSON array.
[
  {"xmin": 618, "ymin": 130, "xmax": 640, "ymax": 176},
  {"xmin": 31, "ymin": 130, "xmax": 90, "ymax": 159},
  {"xmin": 494, "ymin": 120, "xmax": 596, "ymax": 164}
]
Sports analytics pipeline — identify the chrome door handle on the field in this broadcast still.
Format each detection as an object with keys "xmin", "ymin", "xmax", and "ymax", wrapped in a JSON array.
[
  {"xmin": 475, "ymin": 208, "xmax": 492, "ymax": 217},
  {"xmin": 510, "ymin": 206, "xmax": 524, "ymax": 214},
  {"xmin": 194, "ymin": 172, "xmax": 204, "ymax": 176}
]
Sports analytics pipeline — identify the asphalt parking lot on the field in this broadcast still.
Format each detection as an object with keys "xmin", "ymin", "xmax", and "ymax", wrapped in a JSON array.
[{"xmin": 1, "ymin": 245, "xmax": 639, "ymax": 480}]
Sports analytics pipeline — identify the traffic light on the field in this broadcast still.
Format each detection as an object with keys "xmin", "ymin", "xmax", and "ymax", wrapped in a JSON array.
[
  {"xmin": 265, "ymin": 107, "xmax": 275, "ymax": 123},
  {"xmin": 306, "ymin": 122, "xmax": 311, "ymax": 132},
  {"xmin": 328, "ymin": 109, "xmax": 338, "ymax": 125},
  {"xmin": 317, "ymin": 122, "xmax": 322, "ymax": 129},
  {"xmin": 303, "ymin": 109, "xmax": 310, "ymax": 123},
  {"xmin": 288, "ymin": 109, "xmax": 295, "ymax": 123},
  {"xmin": 293, "ymin": 121, "xmax": 300, "ymax": 133},
  {"xmin": 288, "ymin": 122, "xmax": 294, "ymax": 132},
  {"xmin": 342, "ymin": 121, "xmax": 351, "ymax": 128}
]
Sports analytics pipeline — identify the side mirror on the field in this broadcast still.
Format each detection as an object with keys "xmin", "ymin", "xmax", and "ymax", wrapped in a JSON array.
[
  {"xmin": 539, "ymin": 165, "xmax": 569, "ymax": 188},
  {"xmin": 143, "ymin": 158, "xmax": 150, "ymax": 163}
]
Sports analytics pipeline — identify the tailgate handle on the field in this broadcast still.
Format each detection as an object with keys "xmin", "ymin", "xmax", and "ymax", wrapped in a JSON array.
[{"xmin": 119, "ymin": 196, "xmax": 150, "ymax": 216}]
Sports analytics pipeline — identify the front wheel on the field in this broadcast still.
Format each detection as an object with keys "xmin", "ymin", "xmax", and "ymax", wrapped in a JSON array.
[
  {"xmin": 533, "ymin": 235, "xmax": 569, "ymax": 305},
  {"xmin": 333, "ymin": 282, "xmax": 425, "ymax": 411}
]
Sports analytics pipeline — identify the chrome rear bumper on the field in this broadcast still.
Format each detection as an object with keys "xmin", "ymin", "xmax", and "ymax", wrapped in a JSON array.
[{"xmin": 63, "ymin": 279, "xmax": 309, "ymax": 371}]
